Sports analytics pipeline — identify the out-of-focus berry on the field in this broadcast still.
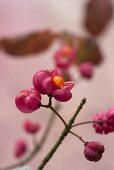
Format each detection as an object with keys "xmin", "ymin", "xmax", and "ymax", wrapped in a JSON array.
[
  {"xmin": 79, "ymin": 62, "xmax": 93, "ymax": 79},
  {"xmin": 54, "ymin": 46, "xmax": 75, "ymax": 69},
  {"xmin": 14, "ymin": 139, "xmax": 27, "ymax": 158},
  {"xmin": 23, "ymin": 120, "xmax": 40, "ymax": 134}
]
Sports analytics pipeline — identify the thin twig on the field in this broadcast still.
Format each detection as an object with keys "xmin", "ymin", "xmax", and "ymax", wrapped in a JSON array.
[
  {"xmin": 72, "ymin": 120, "xmax": 106, "ymax": 128},
  {"xmin": 69, "ymin": 131, "xmax": 86, "ymax": 144},
  {"xmin": 49, "ymin": 105, "xmax": 86, "ymax": 144},
  {"xmin": 49, "ymin": 105, "xmax": 67, "ymax": 126}
]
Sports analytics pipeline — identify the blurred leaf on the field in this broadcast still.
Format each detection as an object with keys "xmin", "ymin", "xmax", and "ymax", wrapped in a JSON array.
[
  {"xmin": 0, "ymin": 30, "xmax": 55, "ymax": 56},
  {"xmin": 76, "ymin": 38, "xmax": 103, "ymax": 65},
  {"xmin": 60, "ymin": 32, "xmax": 74, "ymax": 47},
  {"xmin": 85, "ymin": 0, "xmax": 113, "ymax": 36},
  {"xmin": 60, "ymin": 32, "xmax": 80, "ymax": 48}
]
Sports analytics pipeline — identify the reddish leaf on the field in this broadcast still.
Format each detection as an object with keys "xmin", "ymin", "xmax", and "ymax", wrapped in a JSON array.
[
  {"xmin": 76, "ymin": 38, "xmax": 103, "ymax": 65},
  {"xmin": 0, "ymin": 30, "xmax": 55, "ymax": 56},
  {"xmin": 85, "ymin": 0, "xmax": 113, "ymax": 36}
]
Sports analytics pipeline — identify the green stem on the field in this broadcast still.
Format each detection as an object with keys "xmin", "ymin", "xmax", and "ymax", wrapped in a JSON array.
[
  {"xmin": 69, "ymin": 131, "xmax": 86, "ymax": 144},
  {"xmin": 37, "ymin": 98, "xmax": 86, "ymax": 170},
  {"xmin": 49, "ymin": 105, "xmax": 67, "ymax": 126},
  {"xmin": 72, "ymin": 120, "xmax": 106, "ymax": 128},
  {"xmin": 72, "ymin": 121, "xmax": 95, "ymax": 127}
]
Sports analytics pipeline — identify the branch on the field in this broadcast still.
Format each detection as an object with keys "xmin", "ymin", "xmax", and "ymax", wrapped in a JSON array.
[
  {"xmin": 49, "ymin": 104, "xmax": 86, "ymax": 144},
  {"xmin": 37, "ymin": 98, "xmax": 86, "ymax": 170}
]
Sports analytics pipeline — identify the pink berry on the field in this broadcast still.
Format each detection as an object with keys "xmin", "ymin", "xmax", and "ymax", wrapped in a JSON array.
[
  {"xmin": 15, "ymin": 88, "xmax": 41, "ymax": 113},
  {"xmin": 33, "ymin": 69, "xmax": 74, "ymax": 102},
  {"xmin": 79, "ymin": 62, "xmax": 93, "ymax": 79},
  {"xmin": 84, "ymin": 141, "xmax": 105, "ymax": 162},
  {"xmin": 14, "ymin": 139, "xmax": 27, "ymax": 158},
  {"xmin": 23, "ymin": 120, "xmax": 40, "ymax": 134}
]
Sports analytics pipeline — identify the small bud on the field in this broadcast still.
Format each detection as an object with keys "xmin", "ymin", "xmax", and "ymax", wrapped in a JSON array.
[
  {"xmin": 79, "ymin": 62, "xmax": 93, "ymax": 79},
  {"xmin": 14, "ymin": 139, "xmax": 27, "ymax": 158},
  {"xmin": 23, "ymin": 120, "xmax": 41, "ymax": 134},
  {"xmin": 84, "ymin": 141, "xmax": 105, "ymax": 162},
  {"xmin": 15, "ymin": 88, "xmax": 41, "ymax": 113}
]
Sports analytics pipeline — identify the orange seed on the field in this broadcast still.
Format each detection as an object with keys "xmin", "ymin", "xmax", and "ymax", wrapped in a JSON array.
[{"xmin": 52, "ymin": 76, "xmax": 65, "ymax": 88}]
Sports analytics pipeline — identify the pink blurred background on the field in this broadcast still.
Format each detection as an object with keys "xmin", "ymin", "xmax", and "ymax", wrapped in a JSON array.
[{"xmin": 0, "ymin": 0, "xmax": 114, "ymax": 169}]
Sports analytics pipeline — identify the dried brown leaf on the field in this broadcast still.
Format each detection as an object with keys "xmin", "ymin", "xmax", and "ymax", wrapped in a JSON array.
[
  {"xmin": 85, "ymin": 0, "xmax": 113, "ymax": 36},
  {"xmin": 76, "ymin": 38, "xmax": 103, "ymax": 65},
  {"xmin": 0, "ymin": 30, "xmax": 55, "ymax": 56}
]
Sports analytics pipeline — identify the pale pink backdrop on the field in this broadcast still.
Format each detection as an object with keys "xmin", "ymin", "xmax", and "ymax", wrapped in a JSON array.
[{"xmin": 0, "ymin": 0, "xmax": 114, "ymax": 169}]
